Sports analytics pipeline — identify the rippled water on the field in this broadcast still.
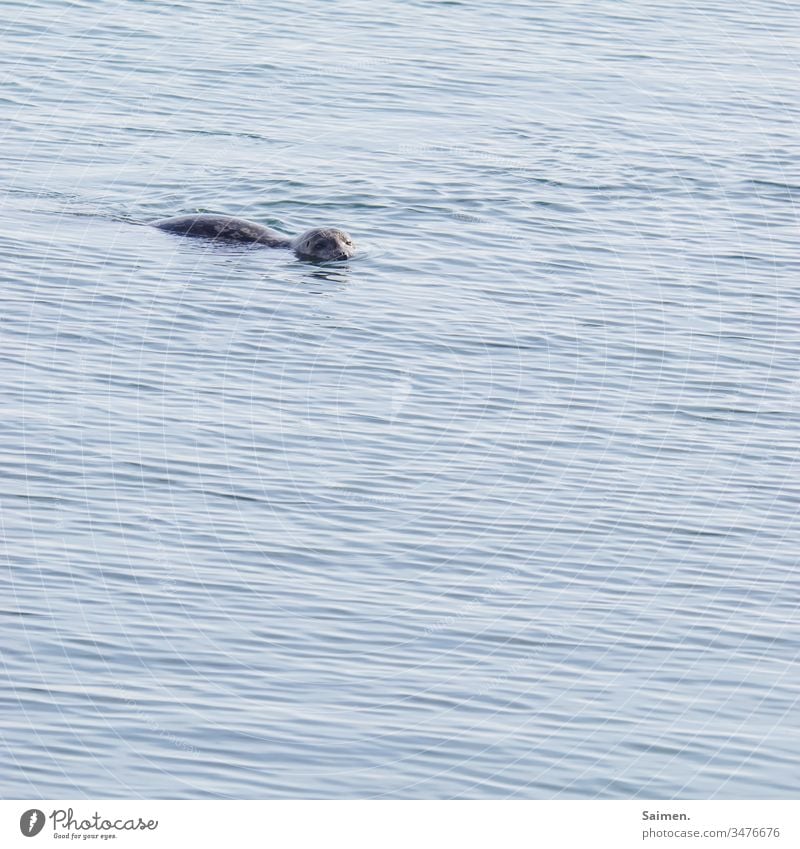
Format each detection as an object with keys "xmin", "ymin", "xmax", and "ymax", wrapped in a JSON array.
[{"xmin": 1, "ymin": 0, "xmax": 798, "ymax": 799}]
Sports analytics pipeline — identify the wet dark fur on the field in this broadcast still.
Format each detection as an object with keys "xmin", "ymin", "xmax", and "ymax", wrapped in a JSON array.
[
  {"xmin": 153, "ymin": 215, "xmax": 290, "ymax": 247},
  {"xmin": 152, "ymin": 214, "xmax": 355, "ymax": 261}
]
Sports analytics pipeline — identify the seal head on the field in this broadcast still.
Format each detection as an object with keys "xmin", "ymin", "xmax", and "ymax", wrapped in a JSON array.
[{"xmin": 291, "ymin": 228, "xmax": 355, "ymax": 262}]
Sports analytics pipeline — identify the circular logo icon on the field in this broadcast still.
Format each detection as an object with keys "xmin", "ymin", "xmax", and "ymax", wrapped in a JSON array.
[{"xmin": 19, "ymin": 809, "xmax": 45, "ymax": 837}]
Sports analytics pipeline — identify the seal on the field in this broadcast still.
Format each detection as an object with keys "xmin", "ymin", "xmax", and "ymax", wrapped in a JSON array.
[{"xmin": 152, "ymin": 214, "xmax": 355, "ymax": 262}]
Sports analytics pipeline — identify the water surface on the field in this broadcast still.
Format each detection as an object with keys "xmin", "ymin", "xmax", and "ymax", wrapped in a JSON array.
[{"xmin": 1, "ymin": 0, "xmax": 798, "ymax": 798}]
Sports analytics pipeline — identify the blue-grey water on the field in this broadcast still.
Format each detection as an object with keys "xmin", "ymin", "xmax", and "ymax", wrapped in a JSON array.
[{"xmin": 1, "ymin": 0, "xmax": 798, "ymax": 799}]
